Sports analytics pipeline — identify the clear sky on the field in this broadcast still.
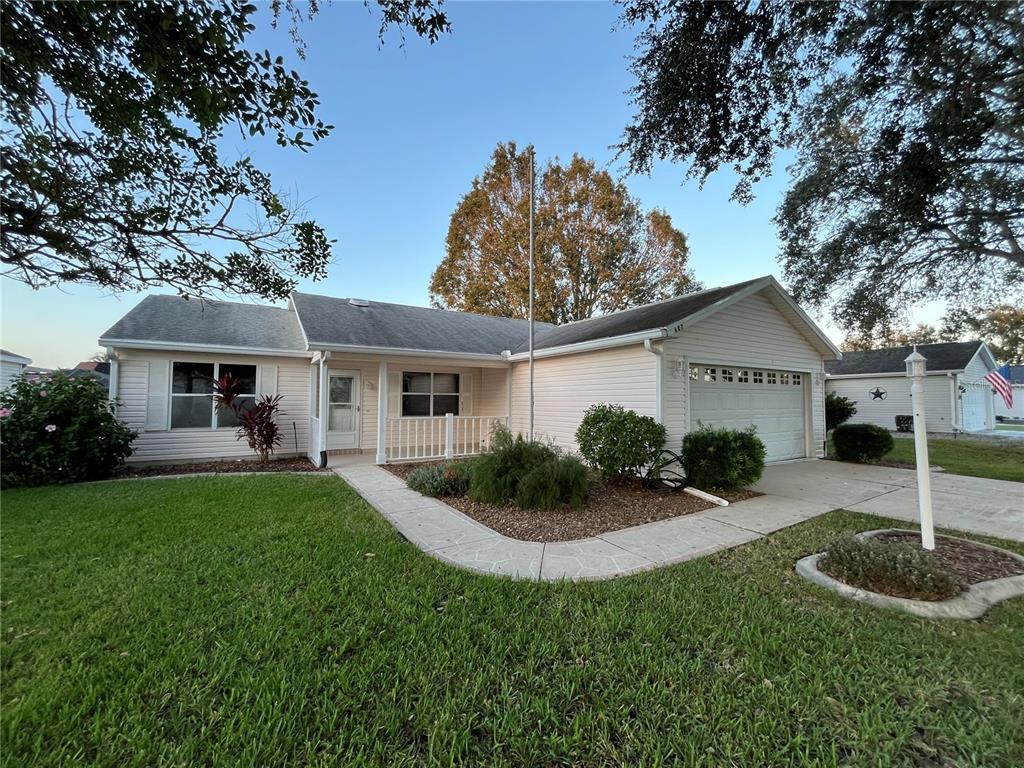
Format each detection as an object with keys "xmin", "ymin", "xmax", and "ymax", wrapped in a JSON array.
[{"xmin": 1, "ymin": 0, "xmax": 940, "ymax": 368}]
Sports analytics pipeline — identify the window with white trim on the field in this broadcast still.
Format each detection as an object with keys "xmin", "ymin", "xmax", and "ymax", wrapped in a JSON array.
[
  {"xmin": 779, "ymin": 373, "xmax": 790, "ymax": 385},
  {"xmin": 738, "ymin": 370, "xmax": 749, "ymax": 383},
  {"xmin": 767, "ymin": 372, "xmax": 777, "ymax": 385},
  {"xmin": 792, "ymin": 373, "xmax": 802, "ymax": 386},
  {"xmin": 171, "ymin": 362, "xmax": 256, "ymax": 429},
  {"xmin": 703, "ymin": 367, "xmax": 716, "ymax": 383},
  {"xmin": 401, "ymin": 372, "xmax": 460, "ymax": 417},
  {"xmin": 721, "ymin": 368, "xmax": 734, "ymax": 382},
  {"xmin": 753, "ymin": 371, "xmax": 764, "ymax": 384}
]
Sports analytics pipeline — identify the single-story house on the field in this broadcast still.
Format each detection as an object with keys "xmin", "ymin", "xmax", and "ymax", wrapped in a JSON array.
[
  {"xmin": 99, "ymin": 275, "xmax": 841, "ymax": 466},
  {"xmin": 1, "ymin": 349, "xmax": 32, "ymax": 391},
  {"xmin": 824, "ymin": 340, "xmax": 998, "ymax": 433}
]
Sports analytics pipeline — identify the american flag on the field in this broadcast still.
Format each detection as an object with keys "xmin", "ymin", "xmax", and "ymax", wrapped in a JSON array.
[{"xmin": 985, "ymin": 369, "xmax": 1014, "ymax": 409}]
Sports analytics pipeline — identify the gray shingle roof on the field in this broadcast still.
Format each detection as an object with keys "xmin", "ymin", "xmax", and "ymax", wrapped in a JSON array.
[
  {"xmin": 99, "ymin": 295, "xmax": 306, "ymax": 352},
  {"xmin": 825, "ymin": 340, "xmax": 985, "ymax": 376},
  {"xmin": 519, "ymin": 278, "xmax": 766, "ymax": 352},
  {"xmin": 291, "ymin": 292, "xmax": 549, "ymax": 356}
]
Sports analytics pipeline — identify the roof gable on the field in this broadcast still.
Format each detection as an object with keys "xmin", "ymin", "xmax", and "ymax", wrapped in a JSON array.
[{"xmin": 825, "ymin": 340, "xmax": 987, "ymax": 376}]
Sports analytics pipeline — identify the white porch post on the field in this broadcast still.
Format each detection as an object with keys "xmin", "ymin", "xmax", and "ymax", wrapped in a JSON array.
[
  {"xmin": 376, "ymin": 360, "xmax": 388, "ymax": 464},
  {"xmin": 905, "ymin": 349, "xmax": 935, "ymax": 550},
  {"xmin": 445, "ymin": 413, "xmax": 455, "ymax": 458},
  {"xmin": 318, "ymin": 352, "xmax": 330, "ymax": 464}
]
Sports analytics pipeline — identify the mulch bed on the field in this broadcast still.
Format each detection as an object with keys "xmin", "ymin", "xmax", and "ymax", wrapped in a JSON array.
[
  {"xmin": 383, "ymin": 461, "xmax": 759, "ymax": 542},
  {"xmin": 873, "ymin": 532, "xmax": 1024, "ymax": 586},
  {"xmin": 114, "ymin": 457, "xmax": 328, "ymax": 478}
]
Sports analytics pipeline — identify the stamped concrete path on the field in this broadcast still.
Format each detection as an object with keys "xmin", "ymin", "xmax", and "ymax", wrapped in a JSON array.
[{"xmin": 333, "ymin": 460, "xmax": 1023, "ymax": 582}]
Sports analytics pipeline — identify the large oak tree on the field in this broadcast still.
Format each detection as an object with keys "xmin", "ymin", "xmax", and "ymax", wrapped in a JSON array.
[
  {"xmin": 620, "ymin": 0, "xmax": 1024, "ymax": 335},
  {"xmin": 430, "ymin": 142, "xmax": 699, "ymax": 324},
  {"xmin": 1, "ymin": 0, "xmax": 449, "ymax": 300}
]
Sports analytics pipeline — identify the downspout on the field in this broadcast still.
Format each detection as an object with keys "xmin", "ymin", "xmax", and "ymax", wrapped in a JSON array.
[
  {"xmin": 106, "ymin": 347, "xmax": 119, "ymax": 412},
  {"xmin": 644, "ymin": 339, "xmax": 664, "ymax": 424}
]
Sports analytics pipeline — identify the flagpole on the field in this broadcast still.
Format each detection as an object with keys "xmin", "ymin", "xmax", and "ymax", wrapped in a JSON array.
[{"xmin": 528, "ymin": 144, "xmax": 535, "ymax": 442}]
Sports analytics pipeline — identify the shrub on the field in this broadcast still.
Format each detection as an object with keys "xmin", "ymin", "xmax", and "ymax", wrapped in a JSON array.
[
  {"xmin": 832, "ymin": 423, "xmax": 894, "ymax": 462},
  {"xmin": 407, "ymin": 461, "xmax": 472, "ymax": 498},
  {"xmin": 681, "ymin": 425, "xmax": 766, "ymax": 491},
  {"xmin": 575, "ymin": 404, "xmax": 667, "ymax": 480},
  {"xmin": 820, "ymin": 536, "xmax": 961, "ymax": 600},
  {"xmin": 825, "ymin": 391, "xmax": 857, "ymax": 431},
  {"xmin": 0, "ymin": 372, "xmax": 136, "ymax": 487},
  {"xmin": 469, "ymin": 425, "xmax": 556, "ymax": 504},
  {"xmin": 214, "ymin": 373, "xmax": 282, "ymax": 461},
  {"xmin": 515, "ymin": 455, "xmax": 589, "ymax": 511},
  {"xmin": 895, "ymin": 415, "xmax": 914, "ymax": 433}
]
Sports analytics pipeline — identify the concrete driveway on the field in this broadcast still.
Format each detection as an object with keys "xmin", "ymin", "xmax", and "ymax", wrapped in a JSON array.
[{"xmin": 752, "ymin": 461, "xmax": 1024, "ymax": 543}]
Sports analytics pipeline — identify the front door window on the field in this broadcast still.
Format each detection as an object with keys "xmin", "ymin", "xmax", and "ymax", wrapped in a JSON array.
[{"xmin": 328, "ymin": 374, "xmax": 354, "ymax": 432}]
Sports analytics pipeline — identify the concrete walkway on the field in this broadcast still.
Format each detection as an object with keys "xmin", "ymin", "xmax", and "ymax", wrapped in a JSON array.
[
  {"xmin": 335, "ymin": 460, "xmax": 1023, "ymax": 581},
  {"xmin": 335, "ymin": 465, "xmax": 833, "ymax": 581}
]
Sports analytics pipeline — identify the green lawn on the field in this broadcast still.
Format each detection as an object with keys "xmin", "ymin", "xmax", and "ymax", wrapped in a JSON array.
[
  {"xmin": 884, "ymin": 436, "xmax": 1024, "ymax": 482},
  {"xmin": 3, "ymin": 476, "xmax": 1023, "ymax": 767},
  {"xmin": 997, "ymin": 423, "xmax": 1024, "ymax": 432}
]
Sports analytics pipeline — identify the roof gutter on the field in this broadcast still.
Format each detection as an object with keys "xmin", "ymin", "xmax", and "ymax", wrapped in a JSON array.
[
  {"xmin": 507, "ymin": 328, "xmax": 667, "ymax": 362},
  {"xmin": 825, "ymin": 369, "xmax": 962, "ymax": 379},
  {"xmin": 98, "ymin": 338, "xmax": 313, "ymax": 358}
]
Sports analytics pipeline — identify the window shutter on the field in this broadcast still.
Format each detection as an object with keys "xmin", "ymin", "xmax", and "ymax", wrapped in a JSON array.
[
  {"xmin": 388, "ymin": 369, "xmax": 401, "ymax": 417},
  {"xmin": 258, "ymin": 364, "xmax": 278, "ymax": 398},
  {"xmin": 460, "ymin": 373, "xmax": 473, "ymax": 416},
  {"xmin": 145, "ymin": 360, "xmax": 170, "ymax": 431}
]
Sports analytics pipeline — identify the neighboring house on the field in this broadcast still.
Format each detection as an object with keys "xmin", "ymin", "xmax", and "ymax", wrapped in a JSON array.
[
  {"xmin": 1, "ymin": 349, "xmax": 32, "ymax": 391},
  {"xmin": 824, "ymin": 340, "xmax": 998, "ymax": 433},
  {"xmin": 99, "ymin": 275, "xmax": 841, "ymax": 466},
  {"xmin": 995, "ymin": 365, "xmax": 1024, "ymax": 421}
]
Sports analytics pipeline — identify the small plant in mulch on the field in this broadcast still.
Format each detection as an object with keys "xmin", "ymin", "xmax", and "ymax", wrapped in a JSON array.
[
  {"xmin": 213, "ymin": 373, "xmax": 283, "ymax": 462},
  {"xmin": 819, "ymin": 536, "xmax": 962, "ymax": 601},
  {"xmin": 407, "ymin": 461, "xmax": 473, "ymax": 498}
]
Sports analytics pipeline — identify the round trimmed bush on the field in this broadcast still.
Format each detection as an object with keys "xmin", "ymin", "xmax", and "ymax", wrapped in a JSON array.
[
  {"xmin": 514, "ymin": 455, "xmax": 589, "ymax": 511},
  {"xmin": 832, "ymin": 423, "xmax": 894, "ymax": 463},
  {"xmin": 575, "ymin": 404, "xmax": 667, "ymax": 480},
  {"xmin": 1, "ymin": 372, "xmax": 137, "ymax": 487},
  {"xmin": 681, "ymin": 425, "xmax": 766, "ymax": 491}
]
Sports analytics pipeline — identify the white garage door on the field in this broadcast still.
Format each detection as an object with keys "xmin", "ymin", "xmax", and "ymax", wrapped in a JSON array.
[
  {"xmin": 960, "ymin": 384, "xmax": 988, "ymax": 431},
  {"xmin": 689, "ymin": 365, "xmax": 807, "ymax": 462}
]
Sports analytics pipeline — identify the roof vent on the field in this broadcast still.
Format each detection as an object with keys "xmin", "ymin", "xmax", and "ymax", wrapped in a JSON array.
[{"xmin": 348, "ymin": 298, "xmax": 370, "ymax": 307}]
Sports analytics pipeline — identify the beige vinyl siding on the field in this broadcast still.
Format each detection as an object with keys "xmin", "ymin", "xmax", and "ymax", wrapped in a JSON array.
[
  {"xmin": 509, "ymin": 344, "xmax": 657, "ymax": 452},
  {"xmin": 114, "ymin": 349, "xmax": 311, "ymax": 463},
  {"xmin": 663, "ymin": 290, "xmax": 828, "ymax": 457},
  {"xmin": 825, "ymin": 374, "xmax": 954, "ymax": 433},
  {"xmin": 477, "ymin": 367, "xmax": 510, "ymax": 417}
]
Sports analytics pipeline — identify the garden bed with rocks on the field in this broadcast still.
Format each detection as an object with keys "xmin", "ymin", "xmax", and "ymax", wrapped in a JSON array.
[
  {"xmin": 384, "ymin": 461, "xmax": 758, "ymax": 542},
  {"xmin": 114, "ymin": 457, "xmax": 328, "ymax": 478}
]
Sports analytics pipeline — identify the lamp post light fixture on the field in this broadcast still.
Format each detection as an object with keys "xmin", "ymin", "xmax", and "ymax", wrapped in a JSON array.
[{"xmin": 905, "ymin": 348, "xmax": 935, "ymax": 550}]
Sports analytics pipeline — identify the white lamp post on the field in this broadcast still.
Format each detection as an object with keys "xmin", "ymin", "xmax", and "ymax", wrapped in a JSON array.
[{"xmin": 905, "ymin": 348, "xmax": 935, "ymax": 550}]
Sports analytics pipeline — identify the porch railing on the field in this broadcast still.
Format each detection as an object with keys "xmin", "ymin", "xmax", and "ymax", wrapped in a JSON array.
[{"xmin": 385, "ymin": 415, "xmax": 507, "ymax": 462}]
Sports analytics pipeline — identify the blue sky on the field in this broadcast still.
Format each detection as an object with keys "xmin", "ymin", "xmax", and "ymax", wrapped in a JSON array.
[{"xmin": 0, "ymin": 1, "xmax": 942, "ymax": 368}]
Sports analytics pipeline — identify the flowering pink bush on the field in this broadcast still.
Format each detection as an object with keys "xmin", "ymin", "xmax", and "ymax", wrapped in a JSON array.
[{"xmin": 1, "ymin": 372, "xmax": 136, "ymax": 486}]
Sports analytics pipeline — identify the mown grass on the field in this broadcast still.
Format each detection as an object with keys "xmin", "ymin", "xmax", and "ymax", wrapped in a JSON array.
[
  {"xmin": 2, "ymin": 475, "xmax": 1023, "ymax": 767},
  {"xmin": 884, "ymin": 435, "xmax": 1024, "ymax": 482}
]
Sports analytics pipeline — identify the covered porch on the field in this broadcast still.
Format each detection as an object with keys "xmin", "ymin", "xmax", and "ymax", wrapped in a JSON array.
[{"xmin": 306, "ymin": 350, "xmax": 511, "ymax": 466}]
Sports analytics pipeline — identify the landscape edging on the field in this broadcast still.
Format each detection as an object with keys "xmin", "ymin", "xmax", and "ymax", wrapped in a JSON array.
[{"xmin": 796, "ymin": 529, "xmax": 1024, "ymax": 619}]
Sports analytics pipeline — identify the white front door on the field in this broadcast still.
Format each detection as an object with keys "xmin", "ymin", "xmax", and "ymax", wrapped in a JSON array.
[{"xmin": 326, "ymin": 370, "xmax": 360, "ymax": 449}]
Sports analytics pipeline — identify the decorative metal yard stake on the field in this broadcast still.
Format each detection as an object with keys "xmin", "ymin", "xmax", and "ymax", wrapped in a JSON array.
[{"xmin": 905, "ymin": 348, "xmax": 935, "ymax": 550}]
